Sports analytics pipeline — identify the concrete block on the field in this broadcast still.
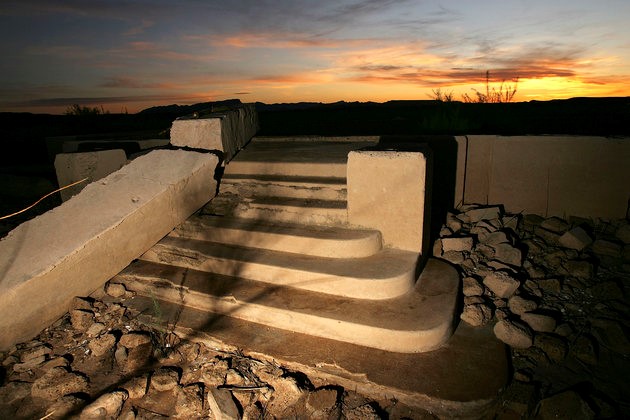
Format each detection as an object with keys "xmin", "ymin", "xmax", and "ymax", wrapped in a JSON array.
[
  {"xmin": 0, "ymin": 150, "xmax": 218, "ymax": 350},
  {"xmin": 347, "ymin": 149, "xmax": 430, "ymax": 253},
  {"xmin": 170, "ymin": 103, "xmax": 258, "ymax": 161},
  {"xmin": 54, "ymin": 150, "xmax": 128, "ymax": 201}
]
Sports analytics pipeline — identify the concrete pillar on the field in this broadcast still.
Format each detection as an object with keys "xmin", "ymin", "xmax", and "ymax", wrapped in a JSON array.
[{"xmin": 347, "ymin": 148, "xmax": 431, "ymax": 254}]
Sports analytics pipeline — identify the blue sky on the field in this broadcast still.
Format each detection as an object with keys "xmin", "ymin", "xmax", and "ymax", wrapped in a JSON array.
[{"xmin": 1, "ymin": 0, "xmax": 629, "ymax": 113}]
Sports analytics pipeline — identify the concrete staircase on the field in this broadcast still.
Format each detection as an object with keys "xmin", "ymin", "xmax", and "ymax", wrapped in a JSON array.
[{"xmin": 114, "ymin": 138, "xmax": 459, "ymax": 353}]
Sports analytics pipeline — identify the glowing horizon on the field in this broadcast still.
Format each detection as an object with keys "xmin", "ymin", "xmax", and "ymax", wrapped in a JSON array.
[{"xmin": 1, "ymin": 0, "xmax": 629, "ymax": 114}]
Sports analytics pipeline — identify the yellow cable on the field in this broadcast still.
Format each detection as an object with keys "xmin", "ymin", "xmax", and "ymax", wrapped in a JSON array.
[{"xmin": 0, "ymin": 177, "xmax": 89, "ymax": 220}]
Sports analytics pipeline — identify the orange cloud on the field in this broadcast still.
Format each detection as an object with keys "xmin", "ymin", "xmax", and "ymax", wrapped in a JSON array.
[{"xmin": 208, "ymin": 32, "xmax": 372, "ymax": 50}]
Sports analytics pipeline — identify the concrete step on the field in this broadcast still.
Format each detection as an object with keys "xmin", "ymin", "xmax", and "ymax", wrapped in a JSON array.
[
  {"xmin": 224, "ymin": 140, "xmax": 376, "ymax": 178},
  {"xmin": 139, "ymin": 236, "xmax": 418, "ymax": 300},
  {"xmin": 172, "ymin": 215, "xmax": 382, "ymax": 258},
  {"xmin": 205, "ymin": 195, "xmax": 348, "ymax": 226},
  {"xmin": 220, "ymin": 174, "xmax": 347, "ymax": 201},
  {"xmin": 114, "ymin": 257, "xmax": 458, "ymax": 353}
]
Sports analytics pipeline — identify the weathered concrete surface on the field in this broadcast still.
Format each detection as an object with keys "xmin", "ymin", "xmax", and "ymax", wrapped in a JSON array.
[
  {"xmin": 116, "ymin": 257, "xmax": 458, "ymax": 352},
  {"xmin": 172, "ymin": 215, "xmax": 382, "ymax": 258},
  {"xmin": 54, "ymin": 149, "xmax": 127, "ymax": 201},
  {"xmin": 348, "ymin": 150, "xmax": 430, "ymax": 253},
  {"xmin": 125, "ymin": 296, "xmax": 507, "ymax": 417},
  {"xmin": 460, "ymin": 135, "xmax": 630, "ymax": 218},
  {"xmin": 170, "ymin": 104, "xmax": 258, "ymax": 161},
  {"xmin": 0, "ymin": 150, "xmax": 218, "ymax": 350}
]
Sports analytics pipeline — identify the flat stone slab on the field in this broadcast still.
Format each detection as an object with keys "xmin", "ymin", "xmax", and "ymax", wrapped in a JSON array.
[
  {"xmin": 124, "ymin": 294, "xmax": 508, "ymax": 417},
  {"xmin": 170, "ymin": 103, "xmax": 258, "ymax": 161},
  {"xmin": 0, "ymin": 150, "xmax": 218, "ymax": 350}
]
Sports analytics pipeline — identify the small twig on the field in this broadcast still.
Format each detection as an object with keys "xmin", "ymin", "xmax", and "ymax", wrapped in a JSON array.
[
  {"xmin": 218, "ymin": 384, "xmax": 270, "ymax": 392},
  {"xmin": 0, "ymin": 177, "xmax": 89, "ymax": 220}
]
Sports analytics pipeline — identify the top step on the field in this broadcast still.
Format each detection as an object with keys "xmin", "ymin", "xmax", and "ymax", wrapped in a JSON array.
[{"xmin": 225, "ymin": 140, "xmax": 376, "ymax": 178}]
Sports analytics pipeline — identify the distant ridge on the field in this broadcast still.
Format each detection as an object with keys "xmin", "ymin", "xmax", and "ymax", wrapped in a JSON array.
[{"xmin": 139, "ymin": 99, "xmax": 243, "ymax": 115}]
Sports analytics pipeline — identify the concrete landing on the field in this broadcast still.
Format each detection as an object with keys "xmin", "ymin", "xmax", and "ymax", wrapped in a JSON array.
[
  {"xmin": 122, "ymin": 293, "xmax": 508, "ymax": 417},
  {"xmin": 115, "ymin": 257, "xmax": 458, "ymax": 353},
  {"xmin": 224, "ymin": 140, "xmax": 376, "ymax": 178},
  {"xmin": 172, "ymin": 215, "xmax": 382, "ymax": 258},
  {"xmin": 139, "ymin": 236, "xmax": 418, "ymax": 300}
]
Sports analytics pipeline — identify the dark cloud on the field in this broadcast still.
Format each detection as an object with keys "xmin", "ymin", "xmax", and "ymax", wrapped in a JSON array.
[{"xmin": 2, "ymin": 94, "xmax": 201, "ymax": 108}]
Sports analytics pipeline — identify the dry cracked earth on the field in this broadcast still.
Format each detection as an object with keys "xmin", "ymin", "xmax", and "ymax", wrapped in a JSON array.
[{"xmin": 1, "ymin": 204, "xmax": 629, "ymax": 419}]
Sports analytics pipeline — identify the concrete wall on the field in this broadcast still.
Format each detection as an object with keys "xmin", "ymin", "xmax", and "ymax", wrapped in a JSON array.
[
  {"xmin": 54, "ymin": 149, "xmax": 128, "ymax": 201},
  {"xmin": 454, "ymin": 135, "xmax": 630, "ymax": 219}
]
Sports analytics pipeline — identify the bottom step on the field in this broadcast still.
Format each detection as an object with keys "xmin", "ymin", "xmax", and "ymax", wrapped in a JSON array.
[
  {"xmin": 120, "ymin": 295, "xmax": 508, "ymax": 417},
  {"xmin": 114, "ymin": 258, "xmax": 459, "ymax": 353}
]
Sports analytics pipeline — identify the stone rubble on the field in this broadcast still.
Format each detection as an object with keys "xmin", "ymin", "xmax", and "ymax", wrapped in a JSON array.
[
  {"xmin": 0, "ymin": 286, "xmax": 413, "ymax": 419},
  {"xmin": 433, "ymin": 203, "xmax": 630, "ymax": 418},
  {"xmin": 1, "ymin": 202, "xmax": 629, "ymax": 418}
]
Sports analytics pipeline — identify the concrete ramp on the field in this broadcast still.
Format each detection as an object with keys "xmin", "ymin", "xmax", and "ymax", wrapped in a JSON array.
[{"xmin": 0, "ymin": 150, "xmax": 218, "ymax": 350}]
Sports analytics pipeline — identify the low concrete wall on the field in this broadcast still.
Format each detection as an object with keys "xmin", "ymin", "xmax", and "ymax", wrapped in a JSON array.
[
  {"xmin": 46, "ymin": 137, "xmax": 169, "ymax": 161},
  {"xmin": 0, "ymin": 149, "xmax": 218, "ymax": 350},
  {"xmin": 54, "ymin": 149, "xmax": 128, "ymax": 201},
  {"xmin": 170, "ymin": 103, "xmax": 258, "ymax": 161},
  {"xmin": 455, "ymin": 135, "xmax": 630, "ymax": 219}
]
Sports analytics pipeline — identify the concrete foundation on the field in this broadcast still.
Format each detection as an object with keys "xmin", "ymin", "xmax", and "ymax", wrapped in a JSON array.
[
  {"xmin": 347, "ymin": 149, "xmax": 430, "ymax": 253},
  {"xmin": 0, "ymin": 150, "xmax": 218, "ymax": 350},
  {"xmin": 54, "ymin": 149, "xmax": 128, "ymax": 201},
  {"xmin": 170, "ymin": 103, "xmax": 258, "ymax": 161}
]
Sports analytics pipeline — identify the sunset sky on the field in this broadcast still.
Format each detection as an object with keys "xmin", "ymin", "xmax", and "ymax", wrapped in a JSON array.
[{"xmin": 1, "ymin": 0, "xmax": 629, "ymax": 114}]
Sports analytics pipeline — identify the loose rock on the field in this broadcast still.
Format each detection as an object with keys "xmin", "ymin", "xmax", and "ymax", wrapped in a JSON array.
[
  {"xmin": 31, "ymin": 367, "xmax": 89, "ymax": 401},
  {"xmin": 70, "ymin": 309, "xmax": 95, "ymax": 331},
  {"xmin": 521, "ymin": 312, "xmax": 557, "ymax": 333},
  {"xmin": 461, "ymin": 304, "xmax": 493, "ymax": 327},
  {"xmin": 494, "ymin": 320, "xmax": 533, "ymax": 348},
  {"xmin": 105, "ymin": 282, "xmax": 128, "ymax": 298},
  {"xmin": 558, "ymin": 226, "xmax": 593, "ymax": 251},
  {"xmin": 207, "ymin": 388, "xmax": 239, "ymax": 420},
  {"xmin": 534, "ymin": 334, "xmax": 568, "ymax": 363},
  {"xmin": 491, "ymin": 243, "xmax": 523, "ymax": 267},
  {"xmin": 540, "ymin": 217, "xmax": 569, "ymax": 234},
  {"xmin": 484, "ymin": 271, "xmax": 520, "ymax": 298},
  {"xmin": 534, "ymin": 390, "xmax": 595, "ymax": 419},
  {"xmin": 150, "ymin": 367, "xmax": 180, "ymax": 391},
  {"xmin": 80, "ymin": 390, "xmax": 127, "ymax": 419},
  {"xmin": 175, "ymin": 384, "xmax": 204, "ymax": 418},
  {"xmin": 306, "ymin": 388, "xmax": 339, "ymax": 418},
  {"xmin": 462, "ymin": 277, "xmax": 484, "ymax": 296},
  {"xmin": 615, "ymin": 223, "xmax": 630, "ymax": 244},
  {"xmin": 441, "ymin": 236, "xmax": 474, "ymax": 252},
  {"xmin": 508, "ymin": 295, "xmax": 538, "ymax": 315}
]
